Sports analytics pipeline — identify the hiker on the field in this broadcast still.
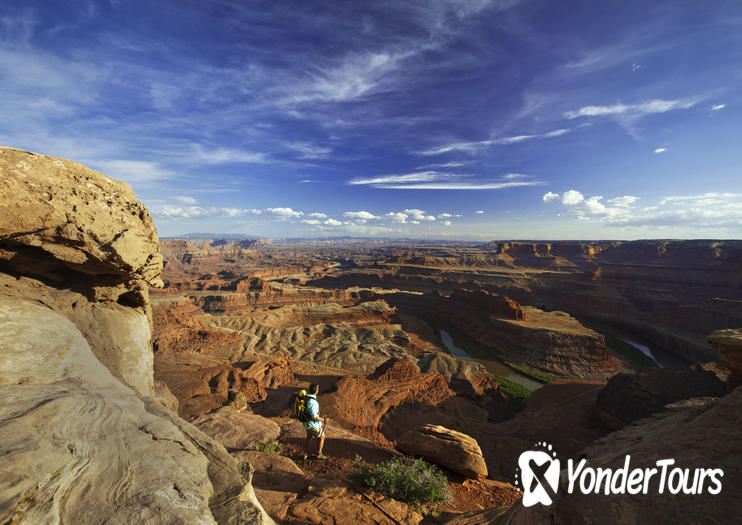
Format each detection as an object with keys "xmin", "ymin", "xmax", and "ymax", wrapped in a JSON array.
[{"xmin": 300, "ymin": 384, "xmax": 328, "ymax": 459}]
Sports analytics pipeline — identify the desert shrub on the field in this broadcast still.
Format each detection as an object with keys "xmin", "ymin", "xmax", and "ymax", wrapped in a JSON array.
[
  {"xmin": 253, "ymin": 439, "xmax": 282, "ymax": 454},
  {"xmin": 351, "ymin": 455, "xmax": 451, "ymax": 504}
]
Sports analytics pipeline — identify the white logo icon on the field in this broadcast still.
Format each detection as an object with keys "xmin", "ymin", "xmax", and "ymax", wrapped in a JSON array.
[{"xmin": 517, "ymin": 442, "xmax": 560, "ymax": 507}]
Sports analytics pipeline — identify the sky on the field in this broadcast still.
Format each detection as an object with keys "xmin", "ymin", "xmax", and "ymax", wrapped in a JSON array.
[{"xmin": 1, "ymin": 0, "xmax": 741, "ymax": 240}]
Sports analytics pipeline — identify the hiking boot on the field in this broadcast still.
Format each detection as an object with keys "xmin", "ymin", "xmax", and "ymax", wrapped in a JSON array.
[{"xmin": 316, "ymin": 453, "xmax": 328, "ymax": 459}]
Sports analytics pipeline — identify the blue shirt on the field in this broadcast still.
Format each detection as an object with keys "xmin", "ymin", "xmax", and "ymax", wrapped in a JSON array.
[{"xmin": 303, "ymin": 395, "xmax": 321, "ymax": 431}]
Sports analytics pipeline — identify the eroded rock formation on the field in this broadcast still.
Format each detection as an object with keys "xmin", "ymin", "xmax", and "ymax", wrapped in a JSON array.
[
  {"xmin": 709, "ymin": 328, "xmax": 742, "ymax": 392},
  {"xmin": 0, "ymin": 148, "xmax": 271, "ymax": 524}
]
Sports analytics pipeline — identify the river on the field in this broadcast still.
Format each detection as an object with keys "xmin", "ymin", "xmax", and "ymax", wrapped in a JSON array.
[
  {"xmin": 619, "ymin": 338, "xmax": 662, "ymax": 367},
  {"xmin": 439, "ymin": 330, "xmax": 543, "ymax": 391}
]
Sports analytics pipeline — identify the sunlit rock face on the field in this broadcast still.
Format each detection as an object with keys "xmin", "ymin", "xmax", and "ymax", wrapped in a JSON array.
[{"xmin": 0, "ymin": 147, "xmax": 272, "ymax": 525}]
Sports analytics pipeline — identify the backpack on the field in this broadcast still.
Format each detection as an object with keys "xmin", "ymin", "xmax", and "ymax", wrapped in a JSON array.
[{"xmin": 294, "ymin": 391, "xmax": 311, "ymax": 423}]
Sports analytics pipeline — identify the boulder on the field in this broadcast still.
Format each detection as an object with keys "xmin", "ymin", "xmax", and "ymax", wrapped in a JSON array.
[
  {"xmin": 397, "ymin": 424, "xmax": 488, "ymax": 479},
  {"xmin": 194, "ymin": 407, "xmax": 281, "ymax": 450},
  {"xmin": 0, "ymin": 146, "xmax": 163, "ymax": 286}
]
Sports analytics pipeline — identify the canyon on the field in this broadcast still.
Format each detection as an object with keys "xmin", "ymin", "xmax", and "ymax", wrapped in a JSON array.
[{"xmin": 2, "ymin": 147, "xmax": 741, "ymax": 524}]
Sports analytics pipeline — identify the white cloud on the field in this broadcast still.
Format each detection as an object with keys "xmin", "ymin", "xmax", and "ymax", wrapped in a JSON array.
[
  {"xmin": 301, "ymin": 219, "xmax": 322, "ymax": 225},
  {"xmin": 503, "ymin": 173, "xmax": 528, "ymax": 180},
  {"xmin": 654, "ymin": 147, "xmax": 666, "ymax": 154},
  {"xmin": 385, "ymin": 212, "xmax": 409, "ymax": 223},
  {"xmin": 348, "ymin": 171, "xmax": 447, "ymax": 185},
  {"xmin": 607, "ymin": 195, "xmax": 639, "ymax": 207},
  {"xmin": 442, "ymin": 220, "xmax": 452, "ymax": 226},
  {"xmin": 191, "ymin": 145, "xmax": 266, "ymax": 164},
  {"xmin": 419, "ymin": 161, "xmax": 470, "ymax": 169},
  {"xmin": 266, "ymin": 207, "xmax": 303, "ymax": 218},
  {"xmin": 173, "ymin": 196, "xmax": 197, "ymax": 205},
  {"xmin": 324, "ymin": 218, "xmax": 342, "ymax": 226},
  {"xmin": 372, "ymin": 181, "xmax": 542, "ymax": 190},
  {"xmin": 285, "ymin": 142, "xmax": 332, "ymax": 159},
  {"xmin": 418, "ymin": 128, "xmax": 569, "ymax": 156},
  {"xmin": 90, "ymin": 159, "xmax": 175, "ymax": 183},
  {"xmin": 561, "ymin": 190, "xmax": 585, "ymax": 205},
  {"xmin": 475, "ymin": 210, "xmax": 484, "ymax": 214},
  {"xmin": 404, "ymin": 209, "xmax": 436, "ymax": 221},
  {"xmin": 155, "ymin": 206, "xmax": 249, "ymax": 219},
  {"xmin": 711, "ymin": 104, "xmax": 725, "ymax": 111},
  {"xmin": 541, "ymin": 189, "xmax": 742, "ymax": 230},
  {"xmin": 544, "ymin": 129, "xmax": 570, "ymax": 137},
  {"xmin": 564, "ymin": 97, "xmax": 700, "ymax": 120},
  {"xmin": 284, "ymin": 51, "xmax": 407, "ymax": 104},
  {"xmin": 437, "ymin": 212, "xmax": 453, "ymax": 218},
  {"xmin": 542, "ymin": 191, "xmax": 559, "ymax": 202},
  {"xmin": 306, "ymin": 212, "xmax": 328, "ymax": 218},
  {"xmin": 343, "ymin": 210, "xmax": 379, "ymax": 221}
]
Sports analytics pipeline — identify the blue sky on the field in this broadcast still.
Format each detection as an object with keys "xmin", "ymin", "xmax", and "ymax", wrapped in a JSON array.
[{"xmin": 2, "ymin": 0, "xmax": 741, "ymax": 240}]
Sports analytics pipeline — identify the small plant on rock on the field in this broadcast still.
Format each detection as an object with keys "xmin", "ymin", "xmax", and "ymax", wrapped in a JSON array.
[
  {"xmin": 351, "ymin": 455, "xmax": 451, "ymax": 505},
  {"xmin": 253, "ymin": 439, "xmax": 282, "ymax": 454}
]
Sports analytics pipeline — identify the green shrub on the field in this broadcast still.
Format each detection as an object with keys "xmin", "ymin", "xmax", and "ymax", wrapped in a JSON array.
[
  {"xmin": 253, "ymin": 439, "xmax": 282, "ymax": 454},
  {"xmin": 351, "ymin": 456, "xmax": 451, "ymax": 504}
]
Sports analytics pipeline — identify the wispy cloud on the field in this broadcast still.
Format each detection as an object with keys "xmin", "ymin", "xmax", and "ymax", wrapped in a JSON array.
[
  {"xmin": 190, "ymin": 145, "xmax": 267, "ymax": 164},
  {"xmin": 89, "ymin": 159, "xmax": 176, "ymax": 183},
  {"xmin": 373, "ymin": 180, "xmax": 542, "ymax": 190},
  {"xmin": 284, "ymin": 142, "xmax": 332, "ymax": 159},
  {"xmin": 351, "ymin": 170, "xmax": 543, "ymax": 190},
  {"xmin": 711, "ymin": 104, "xmax": 725, "ymax": 111},
  {"xmin": 417, "ymin": 128, "xmax": 570, "ymax": 155},
  {"xmin": 564, "ymin": 98, "xmax": 700, "ymax": 120},
  {"xmin": 653, "ymin": 147, "xmax": 666, "ymax": 154},
  {"xmin": 348, "ymin": 171, "xmax": 456, "ymax": 186}
]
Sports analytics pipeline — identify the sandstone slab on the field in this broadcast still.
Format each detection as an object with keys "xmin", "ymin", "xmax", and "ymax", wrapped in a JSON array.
[
  {"xmin": 0, "ymin": 296, "xmax": 272, "ymax": 524},
  {"xmin": 397, "ymin": 424, "xmax": 488, "ymax": 479}
]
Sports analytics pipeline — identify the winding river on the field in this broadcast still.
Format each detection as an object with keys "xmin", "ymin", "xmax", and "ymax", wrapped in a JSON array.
[{"xmin": 439, "ymin": 330, "xmax": 543, "ymax": 391}]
